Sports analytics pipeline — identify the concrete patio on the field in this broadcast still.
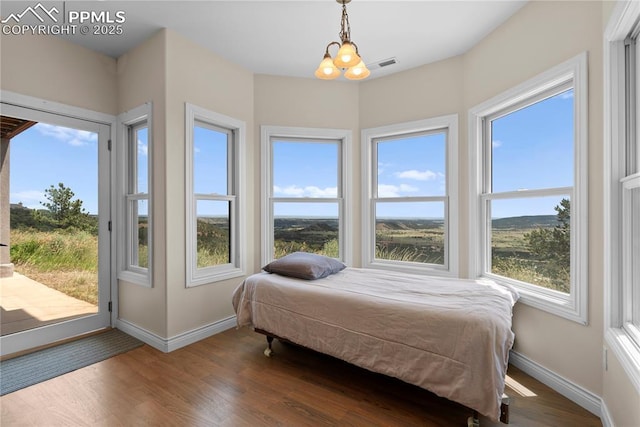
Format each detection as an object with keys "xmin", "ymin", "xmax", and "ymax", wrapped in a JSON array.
[{"xmin": 0, "ymin": 272, "xmax": 97, "ymax": 336}]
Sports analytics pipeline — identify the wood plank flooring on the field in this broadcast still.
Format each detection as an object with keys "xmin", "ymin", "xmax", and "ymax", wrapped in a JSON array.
[{"xmin": 0, "ymin": 327, "xmax": 602, "ymax": 426}]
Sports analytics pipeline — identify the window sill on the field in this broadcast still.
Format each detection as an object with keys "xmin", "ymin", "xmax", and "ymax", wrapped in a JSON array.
[
  {"xmin": 365, "ymin": 260, "xmax": 457, "ymax": 278},
  {"xmin": 187, "ymin": 266, "xmax": 245, "ymax": 288},
  {"xmin": 118, "ymin": 270, "xmax": 151, "ymax": 288},
  {"xmin": 483, "ymin": 273, "xmax": 587, "ymax": 325}
]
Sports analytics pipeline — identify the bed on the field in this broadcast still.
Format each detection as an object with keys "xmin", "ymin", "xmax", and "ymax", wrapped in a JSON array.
[{"xmin": 232, "ymin": 253, "xmax": 519, "ymax": 425}]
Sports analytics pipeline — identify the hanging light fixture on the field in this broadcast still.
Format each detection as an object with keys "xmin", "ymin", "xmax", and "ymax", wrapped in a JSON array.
[{"xmin": 315, "ymin": 0, "xmax": 370, "ymax": 81}]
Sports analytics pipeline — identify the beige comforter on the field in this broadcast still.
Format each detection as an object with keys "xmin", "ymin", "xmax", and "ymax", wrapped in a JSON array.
[{"xmin": 232, "ymin": 267, "xmax": 519, "ymax": 421}]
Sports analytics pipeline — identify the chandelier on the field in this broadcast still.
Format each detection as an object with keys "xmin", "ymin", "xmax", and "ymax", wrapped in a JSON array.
[{"xmin": 315, "ymin": 0, "xmax": 370, "ymax": 81}]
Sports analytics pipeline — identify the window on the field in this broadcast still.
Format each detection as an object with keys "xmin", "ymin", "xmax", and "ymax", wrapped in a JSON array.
[
  {"xmin": 469, "ymin": 53, "xmax": 588, "ymax": 323},
  {"xmin": 117, "ymin": 103, "xmax": 152, "ymax": 286},
  {"xmin": 605, "ymin": 1, "xmax": 640, "ymax": 393},
  {"xmin": 361, "ymin": 115, "xmax": 458, "ymax": 275},
  {"xmin": 261, "ymin": 126, "xmax": 351, "ymax": 266},
  {"xmin": 621, "ymin": 27, "xmax": 640, "ymax": 349},
  {"xmin": 186, "ymin": 104, "xmax": 245, "ymax": 286}
]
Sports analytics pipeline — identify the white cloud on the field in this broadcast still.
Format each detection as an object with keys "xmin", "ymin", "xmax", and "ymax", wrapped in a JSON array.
[
  {"xmin": 394, "ymin": 169, "xmax": 437, "ymax": 181},
  {"xmin": 10, "ymin": 190, "xmax": 45, "ymax": 209},
  {"xmin": 492, "ymin": 140, "xmax": 502, "ymax": 148},
  {"xmin": 377, "ymin": 183, "xmax": 419, "ymax": 197},
  {"xmin": 559, "ymin": 90, "xmax": 574, "ymax": 100},
  {"xmin": 35, "ymin": 123, "xmax": 97, "ymax": 147},
  {"xmin": 138, "ymin": 139, "xmax": 148, "ymax": 156},
  {"xmin": 274, "ymin": 185, "xmax": 337, "ymax": 198},
  {"xmin": 377, "ymin": 161, "xmax": 392, "ymax": 175}
]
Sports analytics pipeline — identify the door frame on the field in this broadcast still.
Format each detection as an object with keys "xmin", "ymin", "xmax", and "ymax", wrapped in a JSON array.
[{"xmin": 0, "ymin": 90, "xmax": 117, "ymax": 356}]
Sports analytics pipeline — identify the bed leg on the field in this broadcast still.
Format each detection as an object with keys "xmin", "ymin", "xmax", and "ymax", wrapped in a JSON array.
[
  {"xmin": 467, "ymin": 411, "xmax": 480, "ymax": 427},
  {"xmin": 263, "ymin": 335, "xmax": 274, "ymax": 357},
  {"xmin": 500, "ymin": 394, "xmax": 510, "ymax": 424}
]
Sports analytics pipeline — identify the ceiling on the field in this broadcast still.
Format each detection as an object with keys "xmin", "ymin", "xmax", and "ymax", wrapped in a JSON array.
[{"xmin": 0, "ymin": 1, "xmax": 527, "ymax": 80}]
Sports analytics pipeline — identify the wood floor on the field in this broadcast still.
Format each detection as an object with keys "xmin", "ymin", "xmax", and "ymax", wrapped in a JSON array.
[{"xmin": 0, "ymin": 327, "xmax": 602, "ymax": 426}]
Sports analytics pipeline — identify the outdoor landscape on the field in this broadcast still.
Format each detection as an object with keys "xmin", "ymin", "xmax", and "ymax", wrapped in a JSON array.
[
  {"xmin": 272, "ymin": 198, "xmax": 570, "ymax": 294},
  {"xmin": 9, "ymin": 186, "xmax": 571, "ymax": 306}
]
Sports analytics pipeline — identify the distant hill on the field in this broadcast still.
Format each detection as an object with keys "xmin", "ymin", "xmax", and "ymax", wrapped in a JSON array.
[
  {"xmin": 492, "ymin": 215, "xmax": 558, "ymax": 229},
  {"xmin": 273, "ymin": 216, "xmax": 557, "ymax": 231}
]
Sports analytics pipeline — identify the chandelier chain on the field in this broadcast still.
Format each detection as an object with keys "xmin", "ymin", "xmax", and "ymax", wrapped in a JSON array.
[{"xmin": 339, "ymin": 3, "xmax": 351, "ymax": 43}]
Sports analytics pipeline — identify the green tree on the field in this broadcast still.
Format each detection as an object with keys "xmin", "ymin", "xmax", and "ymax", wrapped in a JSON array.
[
  {"xmin": 524, "ymin": 198, "xmax": 570, "ymax": 291},
  {"xmin": 34, "ymin": 183, "xmax": 95, "ymax": 232}
]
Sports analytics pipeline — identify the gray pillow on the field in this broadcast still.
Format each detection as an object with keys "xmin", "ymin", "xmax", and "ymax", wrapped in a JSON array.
[{"xmin": 262, "ymin": 252, "xmax": 346, "ymax": 280}]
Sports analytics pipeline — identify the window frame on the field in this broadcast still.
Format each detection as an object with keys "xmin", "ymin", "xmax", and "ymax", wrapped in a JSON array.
[
  {"xmin": 469, "ymin": 53, "xmax": 588, "ymax": 324},
  {"xmin": 117, "ymin": 103, "xmax": 152, "ymax": 287},
  {"xmin": 361, "ymin": 115, "xmax": 459, "ymax": 276},
  {"xmin": 260, "ymin": 125, "xmax": 352, "ymax": 266},
  {"xmin": 185, "ymin": 103, "xmax": 246, "ymax": 286},
  {"xmin": 604, "ymin": 0, "xmax": 640, "ymax": 394}
]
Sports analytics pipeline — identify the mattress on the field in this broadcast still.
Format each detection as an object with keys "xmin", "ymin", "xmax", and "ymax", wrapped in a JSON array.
[{"xmin": 232, "ymin": 267, "xmax": 519, "ymax": 421}]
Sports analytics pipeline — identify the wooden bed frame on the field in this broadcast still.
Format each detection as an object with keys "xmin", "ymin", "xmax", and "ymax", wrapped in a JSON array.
[{"xmin": 254, "ymin": 328, "xmax": 511, "ymax": 426}]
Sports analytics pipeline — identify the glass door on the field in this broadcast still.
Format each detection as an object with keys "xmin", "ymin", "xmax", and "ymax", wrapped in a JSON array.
[{"xmin": 0, "ymin": 103, "xmax": 111, "ymax": 356}]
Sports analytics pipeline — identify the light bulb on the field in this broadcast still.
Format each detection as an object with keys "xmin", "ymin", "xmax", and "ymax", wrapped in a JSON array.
[
  {"xmin": 315, "ymin": 54, "xmax": 340, "ymax": 80},
  {"xmin": 333, "ymin": 42, "xmax": 360, "ymax": 68},
  {"xmin": 344, "ymin": 60, "xmax": 370, "ymax": 80}
]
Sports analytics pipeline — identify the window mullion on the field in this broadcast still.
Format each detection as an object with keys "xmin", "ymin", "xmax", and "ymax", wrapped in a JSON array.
[{"xmin": 483, "ymin": 187, "xmax": 573, "ymax": 200}]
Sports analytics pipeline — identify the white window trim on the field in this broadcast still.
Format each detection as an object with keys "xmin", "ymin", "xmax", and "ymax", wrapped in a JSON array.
[
  {"xmin": 469, "ymin": 52, "xmax": 588, "ymax": 324},
  {"xmin": 260, "ymin": 125, "xmax": 352, "ymax": 267},
  {"xmin": 117, "ymin": 103, "xmax": 152, "ymax": 287},
  {"xmin": 604, "ymin": 0, "xmax": 640, "ymax": 394},
  {"xmin": 361, "ymin": 115, "xmax": 459, "ymax": 276},
  {"xmin": 185, "ymin": 103, "xmax": 246, "ymax": 286}
]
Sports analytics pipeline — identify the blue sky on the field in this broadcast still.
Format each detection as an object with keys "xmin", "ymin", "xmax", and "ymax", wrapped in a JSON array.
[
  {"xmin": 490, "ymin": 89, "xmax": 574, "ymax": 218},
  {"xmin": 10, "ymin": 89, "xmax": 573, "ymax": 219},
  {"xmin": 10, "ymin": 123, "xmax": 100, "ymax": 214}
]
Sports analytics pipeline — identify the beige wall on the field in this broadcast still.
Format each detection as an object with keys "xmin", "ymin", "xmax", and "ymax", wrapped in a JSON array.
[
  {"xmin": 603, "ymin": 344, "xmax": 640, "ymax": 426},
  {"xmin": 0, "ymin": 33, "xmax": 117, "ymax": 115},
  {"xmin": 360, "ymin": 56, "xmax": 464, "ymax": 130},
  {"xmin": 116, "ymin": 30, "xmax": 169, "ymax": 337},
  {"xmin": 164, "ymin": 30, "xmax": 255, "ymax": 337}
]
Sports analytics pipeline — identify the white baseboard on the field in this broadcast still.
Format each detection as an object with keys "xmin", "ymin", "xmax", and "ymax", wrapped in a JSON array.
[
  {"xmin": 115, "ymin": 316, "xmax": 237, "ymax": 353},
  {"xmin": 600, "ymin": 400, "xmax": 614, "ymax": 427},
  {"xmin": 509, "ymin": 350, "xmax": 602, "ymax": 418}
]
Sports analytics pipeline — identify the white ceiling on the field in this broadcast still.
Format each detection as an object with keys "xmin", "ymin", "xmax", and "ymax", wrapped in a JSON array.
[{"xmin": 1, "ymin": 0, "xmax": 528, "ymax": 80}]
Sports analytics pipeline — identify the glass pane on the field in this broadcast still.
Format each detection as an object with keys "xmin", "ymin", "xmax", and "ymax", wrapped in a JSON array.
[
  {"xmin": 491, "ymin": 89, "xmax": 574, "ymax": 192},
  {"xmin": 196, "ymin": 200, "xmax": 231, "ymax": 268},
  {"xmin": 273, "ymin": 203, "xmax": 339, "ymax": 258},
  {"xmin": 273, "ymin": 140, "xmax": 338, "ymax": 198},
  {"xmin": 629, "ymin": 186, "xmax": 640, "ymax": 327},
  {"xmin": 8, "ymin": 121, "xmax": 100, "ymax": 335},
  {"xmin": 375, "ymin": 201, "xmax": 445, "ymax": 265},
  {"xmin": 132, "ymin": 199, "xmax": 149, "ymax": 269},
  {"xmin": 135, "ymin": 127, "xmax": 148, "ymax": 194},
  {"xmin": 194, "ymin": 124, "xmax": 228, "ymax": 195},
  {"xmin": 490, "ymin": 196, "xmax": 571, "ymax": 293},
  {"xmin": 376, "ymin": 132, "xmax": 446, "ymax": 197}
]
